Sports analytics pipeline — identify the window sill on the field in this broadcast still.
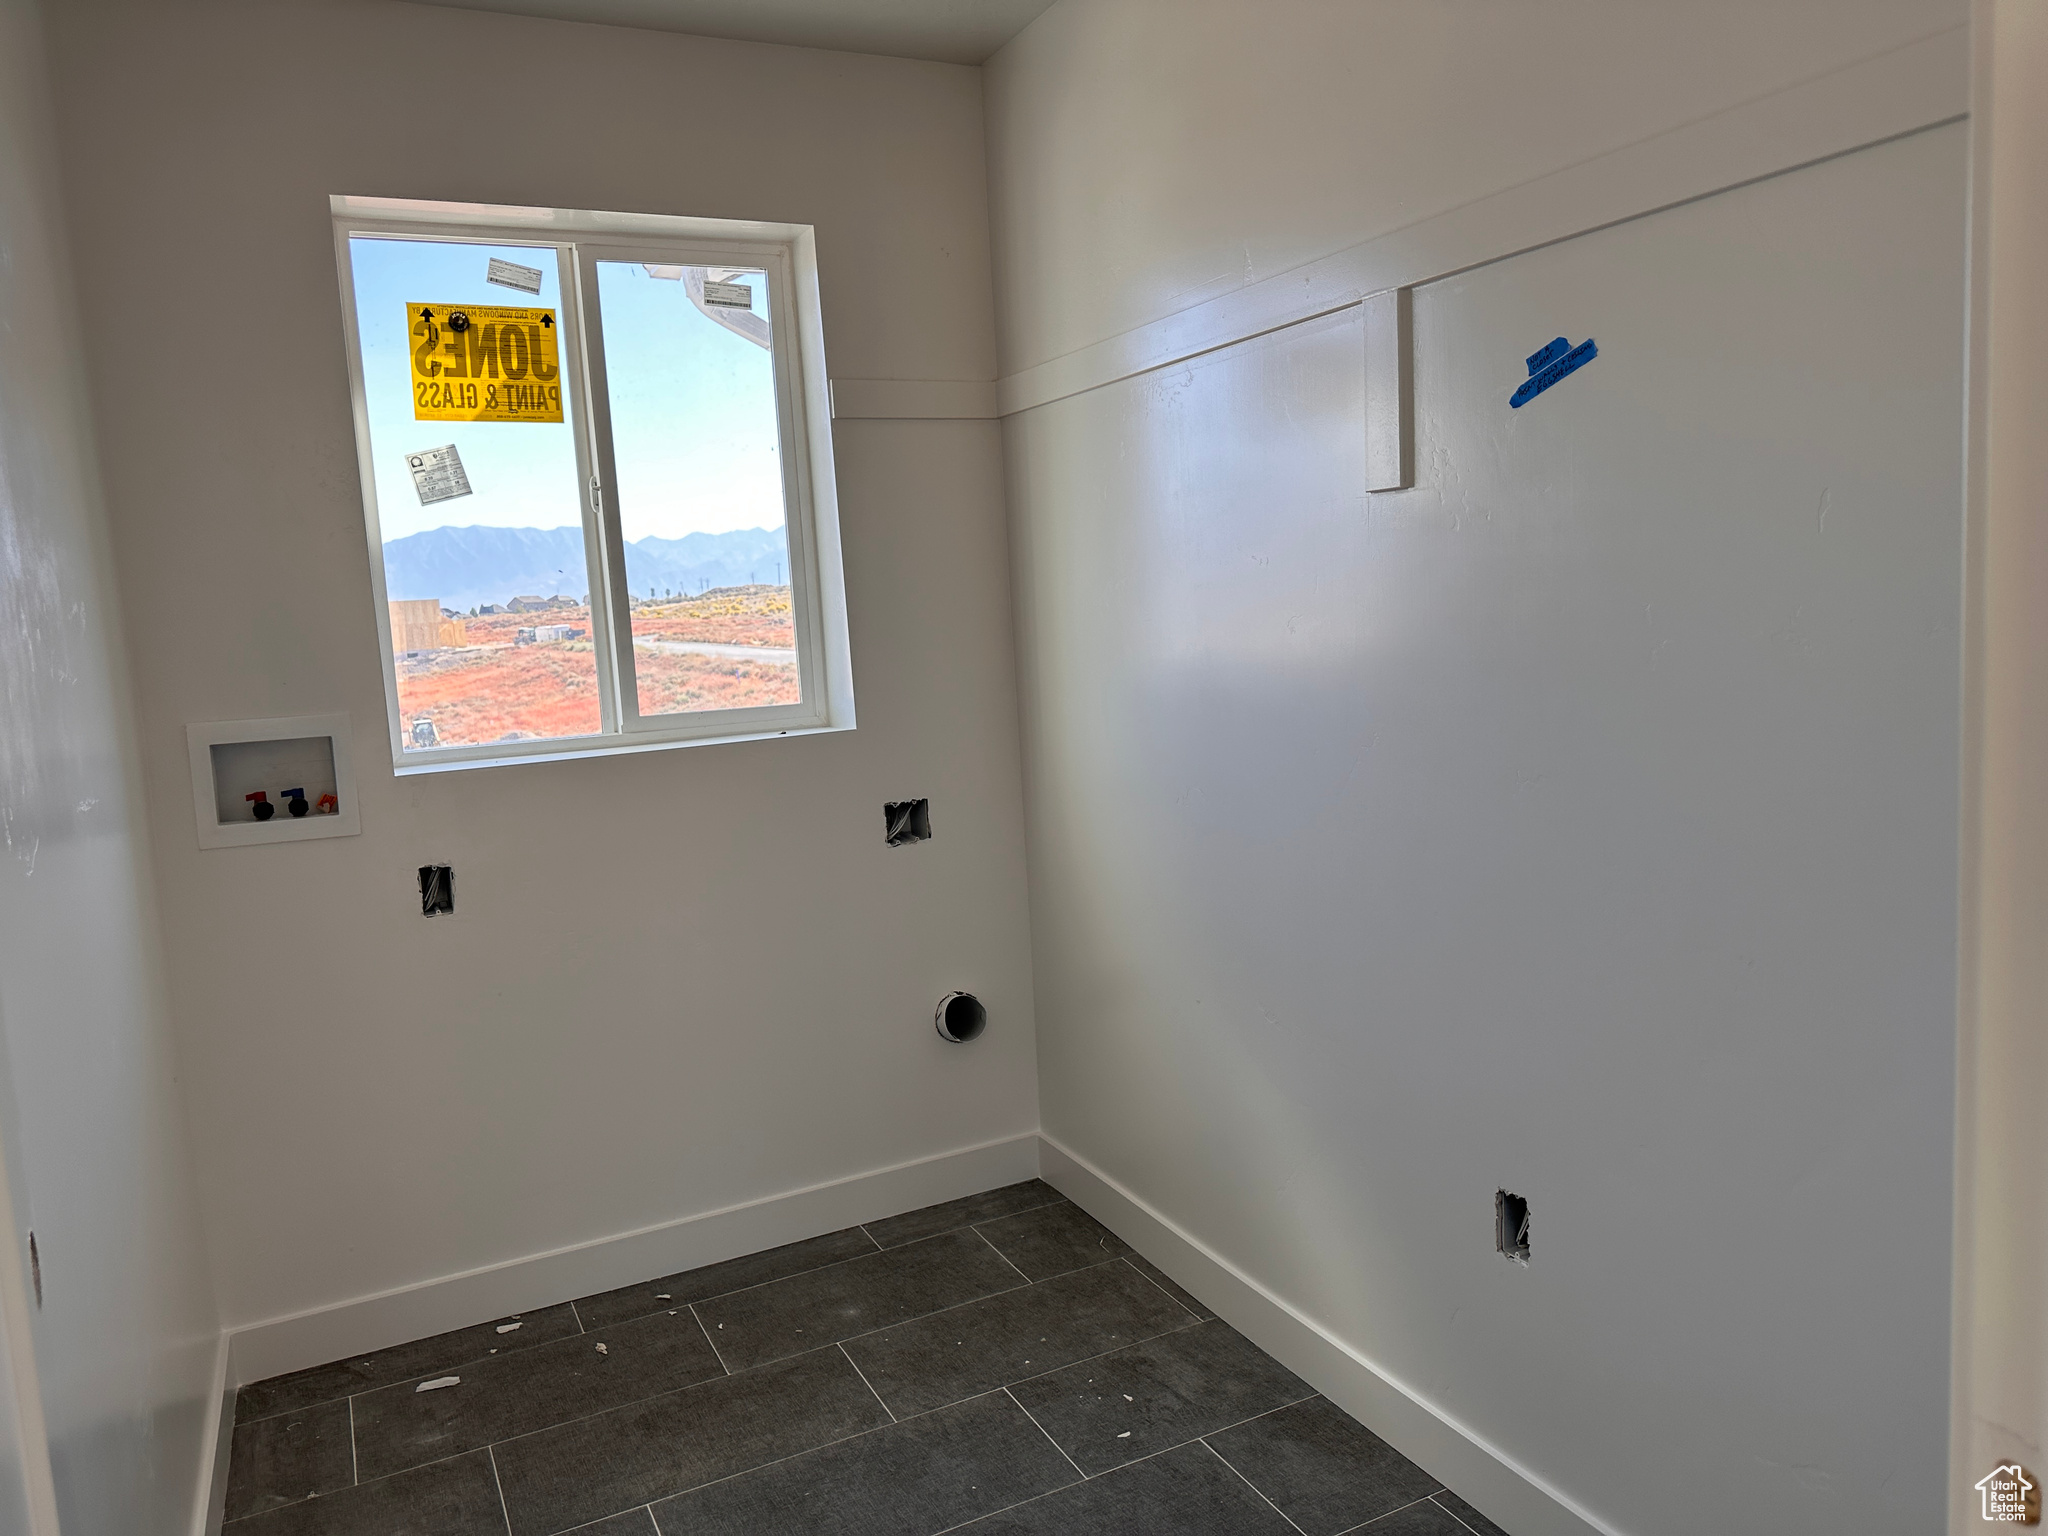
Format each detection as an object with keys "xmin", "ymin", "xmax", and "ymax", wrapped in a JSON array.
[{"xmin": 390, "ymin": 718, "xmax": 853, "ymax": 776}]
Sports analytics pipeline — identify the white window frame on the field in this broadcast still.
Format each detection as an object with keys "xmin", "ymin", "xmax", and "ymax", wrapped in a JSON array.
[{"xmin": 329, "ymin": 195, "xmax": 855, "ymax": 774}]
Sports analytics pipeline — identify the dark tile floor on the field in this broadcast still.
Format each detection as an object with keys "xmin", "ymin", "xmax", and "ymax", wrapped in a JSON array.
[{"xmin": 223, "ymin": 1180, "xmax": 1513, "ymax": 1536}]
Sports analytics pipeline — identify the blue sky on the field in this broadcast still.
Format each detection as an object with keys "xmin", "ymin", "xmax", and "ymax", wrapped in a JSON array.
[{"xmin": 350, "ymin": 236, "xmax": 788, "ymax": 545}]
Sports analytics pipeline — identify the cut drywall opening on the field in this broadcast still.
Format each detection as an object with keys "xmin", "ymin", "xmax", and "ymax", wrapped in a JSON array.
[
  {"xmin": 885, "ymin": 799, "xmax": 932, "ymax": 846},
  {"xmin": 419, "ymin": 866, "xmax": 455, "ymax": 917},
  {"xmin": 1496, "ymin": 1190, "xmax": 1530, "ymax": 1264}
]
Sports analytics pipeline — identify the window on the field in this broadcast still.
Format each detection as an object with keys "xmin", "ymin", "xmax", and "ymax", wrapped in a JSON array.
[{"xmin": 331, "ymin": 197, "xmax": 851, "ymax": 770}]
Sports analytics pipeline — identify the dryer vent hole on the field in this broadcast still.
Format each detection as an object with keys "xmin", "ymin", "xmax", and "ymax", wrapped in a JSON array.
[
  {"xmin": 1496, "ymin": 1190, "xmax": 1530, "ymax": 1265},
  {"xmin": 935, "ymin": 991, "xmax": 986, "ymax": 1043}
]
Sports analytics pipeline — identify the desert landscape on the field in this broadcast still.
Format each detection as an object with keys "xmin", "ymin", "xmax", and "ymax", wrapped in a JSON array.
[{"xmin": 395, "ymin": 585, "xmax": 799, "ymax": 747}]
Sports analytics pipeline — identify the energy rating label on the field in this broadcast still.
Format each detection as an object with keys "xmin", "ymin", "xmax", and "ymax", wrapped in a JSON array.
[
  {"xmin": 405, "ymin": 444, "xmax": 471, "ymax": 506},
  {"xmin": 408, "ymin": 302, "xmax": 563, "ymax": 422}
]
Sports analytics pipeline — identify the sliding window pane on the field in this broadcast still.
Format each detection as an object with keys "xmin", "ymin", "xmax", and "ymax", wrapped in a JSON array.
[
  {"xmin": 350, "ymin": 237, "xmax": 600, "ymax": 750},
  {"xmin": 594, "ymin": 261, "xmax": 800, "ymax": 718}
]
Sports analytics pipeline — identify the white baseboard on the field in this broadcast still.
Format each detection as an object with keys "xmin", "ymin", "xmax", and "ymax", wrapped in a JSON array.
[
  {"xmin": 191, "ymin": 1333, "xmax": 232, "ymax": 1536},
  {"xmin": 1038, "ymin": 1133, "xmax": 1625, "ymax": 1536},
  {"xmin": 221, "ymin": 1131, "xmax": 1041, "ymax": 1394}
]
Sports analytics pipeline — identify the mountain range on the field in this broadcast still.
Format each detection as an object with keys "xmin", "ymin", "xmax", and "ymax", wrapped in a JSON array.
[{"xmin": 381, "ymin": 524, "xmax": 792, "ymax": 611}]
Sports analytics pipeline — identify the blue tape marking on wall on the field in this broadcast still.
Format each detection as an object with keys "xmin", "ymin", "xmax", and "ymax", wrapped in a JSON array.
[
  {"xmin": 1525, "ymin": 337, "xmax": 1571, "ymax": 374},
  {"xmin": 1510, "ymin": 337, "xmax": 1598, "ymax": 409}
]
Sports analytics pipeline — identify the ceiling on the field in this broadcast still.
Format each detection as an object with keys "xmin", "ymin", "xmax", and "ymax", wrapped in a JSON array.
[{"xmin": 405, "ymin": 0, "xmax": 1061, "ymax": 64}]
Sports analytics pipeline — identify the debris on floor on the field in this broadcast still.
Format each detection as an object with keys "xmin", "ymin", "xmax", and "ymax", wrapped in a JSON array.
[{"xmin": 415, "ymin": 1376, "xmax": 459, "ymax": 1393}]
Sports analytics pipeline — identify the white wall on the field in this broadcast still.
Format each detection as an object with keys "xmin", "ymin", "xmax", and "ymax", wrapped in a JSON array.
[
  {"xmin": 1950, "ymin": 1, "xmax": 2048, "ymax": 1526},
  {"xmin": 0, "ymin": 0, "xmax": 222, "ymax": 1530},
  {"xmin": 986, "ymin": 0, "xmax": 1966, "ymax": 377},
  {"xmin": 989, "ymin": 5, "xmax": 1967, "ymax": 1534},
  {"xmin": 45, "ymin": 0, "xmax": 1040, "ymax": 1334}
]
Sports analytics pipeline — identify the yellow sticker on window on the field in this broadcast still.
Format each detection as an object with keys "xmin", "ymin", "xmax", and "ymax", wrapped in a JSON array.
[{"xmin": 407, "ymin": 303, "xmax": 563, "ymax": 422}]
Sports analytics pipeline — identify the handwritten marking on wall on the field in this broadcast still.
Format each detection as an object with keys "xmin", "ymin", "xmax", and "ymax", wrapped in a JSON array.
[{"xmin": 1510, "ymin": 335, "xmax": 1598, "ymax": 408}]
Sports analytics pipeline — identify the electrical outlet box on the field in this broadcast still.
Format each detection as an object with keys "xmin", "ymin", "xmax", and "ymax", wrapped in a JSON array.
[
  {"xmin": 884, "ymin": 798, "xmax": 932, "ymax": 846},
  {"xmin": 419, "ymin": 865, "xmax": 454, "ymax": 916}
]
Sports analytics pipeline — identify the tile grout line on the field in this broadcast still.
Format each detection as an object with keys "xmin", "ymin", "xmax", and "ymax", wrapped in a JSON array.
[
  {"xmin": 773, "ymin": 1320, "xmax": 1199, "ymax": 1437},
  {"xmin": 347, "ymin": 1395, "xmax": 359, "ymax": 1486},
  {"xmin": 559, "ymin": 1503, "xmax": 663, "ymax": 1536},
  {"xmin": 995, "ymin": 1313, "xmax": 1209, "ymax": 1397},
  {"xmin": 710, "ymin": 1259, "xmax": 1200, "ymax": 1395},
  {"xmin": 964, "ymin": 1199, "xmax": 1075, "ymax": 1242},
  {"xmin": 231, "ymin": 1439, "xmax": 523, "ymax": 1521},
  {"xmin": 670, "ymin": 1251, "xmax": 1053, "ymax": 1378},
  {"xmin": 1425, "ymin": 1492, "xmax": 1491, "ymax": 1536},
  {"xmin": 452, "ymin": 1353, "xmax": 846, "ymax": 1482},
  {"xmin": 615, "ymin": 1220, "xmax": 1041, "ymax": 1329},
  {"xmin": 686, "ymin": 1303, "xmax": 731, "ymax": 1374},
  {"xmin": 486, "ymin": 1445, "xmax": 514, "ymax": 1536},
  {"xmin": 868, "ymin": 1192, "xmax": 1067, "ymax": 1252},
  {"xmin": 574, "ymin": 1231, "xmax": 890, "ymax": 1337},
  {"xmin": 928, "ymin": 1401, "xmax": 1330, "ymax": 1536},
  {"xmin": 1002, "ymin": 1385, "xmax": 1087, "ymax": 1483},
  {"xmin": 365, "ymin": 1349, "xmax": 728, "ymax": 1497},
  {"xmin": 924, "ymin": 1428, "xmax": 1224, "ymax": 1536},
  {"xmin": 839, "ymin": 1343, "xmax": 897, "ymax": 1422},
  {"xmin": 1330, "ymin": 1490, "xmax": 1456, "ymax": 1535},
  {"xmin": 693, "ymin": 1200, "xmax": 1060, "ymax": 1310},
  {"xmin": 569, "ymin": 1299, "xmax": 586, "ymax": 1334},
  {"xmin": 590, "ymin": 1384, "xmax": 973, "ymax": 1513},
  {"xmin": 925, "ymin": 1479, "xmax": 1069, "ymax": 1535},
  {"xmin": 1198, "ymin": 1436, "xmax": 1311, "ymax": 1536},
  {"xmin": 998, "ymin": 1389, "xmax": 1322, "ymax": 1498},
  {"xmin": 1188, "ymin": 1391, "xmax": 1324, "ymax": 1448},
  {"xmin": 620, "ymin": 1289, "xmax": 1207, "ymax": 1452},
  {"xmin": 967, "ymin": 1223, "xmax": 1036, "ymax": 1286},
  {"xmin": 721, "ymin": 1319, "xmax": 1188, "ymax": 1439},
  {"xmin": 1118, "ymin": 1256, "xmax": 1211, "ymax": 1323}
]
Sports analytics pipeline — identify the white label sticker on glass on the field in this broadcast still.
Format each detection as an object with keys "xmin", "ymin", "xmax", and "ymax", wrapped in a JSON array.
[
  {"xmin": 486, "ymin": 257, "xmax": 544, "ymax": 294},
  {"xmin": 702, "ymin": 280, "xmax": 754, "ymax": 309},
  {"xmin": 407, "ymin": 444, "xmax": 472, "ymax": 505}
]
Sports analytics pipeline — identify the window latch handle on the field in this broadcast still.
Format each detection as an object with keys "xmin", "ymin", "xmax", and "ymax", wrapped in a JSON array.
[{"xmin": 589, "ymin": 477, "xmax": 602, "ymax": 515}]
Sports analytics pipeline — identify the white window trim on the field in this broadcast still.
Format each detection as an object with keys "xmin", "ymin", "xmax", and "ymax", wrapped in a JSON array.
[{"xmin": 329, "ymin": 195, "xmax": 855, "ymax": 775}]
